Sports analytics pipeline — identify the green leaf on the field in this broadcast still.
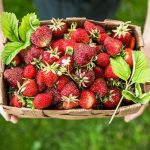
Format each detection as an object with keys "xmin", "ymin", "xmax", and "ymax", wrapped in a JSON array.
[
  {"xmin": 19, "ymin": 13, "xmax": 40, "ymax": 41},
  {"xmin": 139, "ymin": 92, "xmax": 150, "ymax": 104},
  {"xmin": 110, "ymin": 56, "xmax": 131, "ymax": 81},
  {"xmin": 122, "ymin": 90, "xmax": 136, "ymax": 101},
  {"xmin": 0, "ymin": 12, "xmax": 20, "ymax": 42},
  {"xmin": 1, "ymin": 30, "xmax": 31, "ymax": 65},
  {"xmin": 132, "ymin": 51, "xmax": 149, "ymax": 83},
  {"xmin": 135, "ymin": 83, "xmax": 142, "ymax": 97}
]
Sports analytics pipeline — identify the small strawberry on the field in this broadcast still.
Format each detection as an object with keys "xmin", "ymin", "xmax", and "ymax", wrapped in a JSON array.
[
  {"xmin": 33, "ymin": 93, "xmax": 53, "ymax": 109},
  {"xmin": 96, "ymin": 53, "xmax": 110, "ymax": 68},
  {"xmin": 10, "ymin": 94, "xmax": 25, "ymax": 108},
  {"xmin": 79, "ymin": 90, "xmax": 97, "ymax": 109},
  {"xmin": 42, "ymin": 47, "xmax": 60, "ymax": 65},
  {"xmin": 93, "ymin": 66, "xmax": 104, "ymax": 79},
  {"xmin": 124, "ymin": 48, "xmax": 133, "ymax": 67},
  {"xmin": 21, "ymin": 79, "xmax": 38, "ymax": 97},
  {"xmin": 69, "ymin": 22, "xmax": 90, "ymax": 43},
  {"xmin": 95, "ymin": 45, "xmax": 103, "ymax": 54},
  {"xmin": 127, "ymin": 36, "xmax": 135, "ymax": 49},
  {"xmin": 24, "ymin": 45, "xmax": 43, "ymax": 64},
  {"xmin": 104, "ymin": 37, "xmax": 123, "ymax": 56},
  {"xmin": 98, "ymin": 33, "xmax": 109, "ymax": 44},
  {"xmin": 103, "ymin": 87, "xmax": 121, "ymax": 108},
  {"xmin": 73, "ymin": 68, "xmax": 95, "ymax": 88},
  {"xmin": 36, "ymin": 70, "xmax": 46, "ymax": 92},
  {"xmin": 113, "ymin": 21, "xmax": 131, "ymax": 46},
  {"xmin": 104, "ymin": 64, "xmax": 118, "ymax": 79},
  {"xmin": 90, "ymin": 78, "xmax": 107, "ymax": 97},
  {"xmin": 56, "ymin": 75, "xmax": 70, "ymax": 92},
  {"xmin": 23, "ymin": 64, "xmax": 36, "ymax": 79},
  {"xmin": 73, "ymin": 43, "xmax": 97, "ymax": 67},
  {"xmin": 31, "ymin": 26, "xmax": 52, "ymax": 47},
  {"xmin": 61, "ymin": 81, "xmax": 80, "ymax": 109},
  {"xmin": 11, "ymin": 55, "xmax": 20, "ymax": 66},
  {"xmin": 4, "ymin": 67, "xmax": 23, "ymax": 88},
  {"xmin": 42, "ymin": 63, "xmax": 59, "ymax": 88},
  {"xmin": 49, "ymin": 18, "xmax": 68, "ymax": 38}
]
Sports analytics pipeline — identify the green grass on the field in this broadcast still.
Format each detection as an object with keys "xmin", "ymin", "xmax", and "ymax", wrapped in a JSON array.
[{"xmin": 1, "ymin": 0, "xmax": 150, "ymax": 150}]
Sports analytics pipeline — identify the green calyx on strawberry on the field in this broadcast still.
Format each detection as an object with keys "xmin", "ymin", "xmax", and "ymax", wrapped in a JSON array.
[{"xmin": 49, "ymin": 18, "xmax": 68, "ymax": 38}]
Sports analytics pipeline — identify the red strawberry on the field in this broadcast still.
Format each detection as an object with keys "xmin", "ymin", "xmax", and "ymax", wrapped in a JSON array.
[
  {"xmin": 74, "ymin": 68, "xmax": 95, "ymax": 88},
  {"xmin": 93, "ymin": 66, "xmax": 104, "ymax": 79},
  {"xmin": 104, "ymin": 37, "xmax": 123, "ymax": 56},
  {"xmin": 90, "ymin": 78, "xmax": 107, "ymax": 97},
  {"xmin": 104, "ymin": 64, "xmax": 118, "ymax": 79},
  {"xmin": 98, "ymin": 33, "xmax": 109, "ymax": 44},
  {"xmin": 95, "ymin": 45, "xmax": 103, "ymax": 54},
  {"xmin": 42, "ymin": 63, "xmax": 59, "ymax": 88},
  {"xmin": 124, "ymin": 48, "xmax": 133, "ymax": 67},
  {"xmin": 10, "ymin": 94, "xmax": 24, "ymax": 108},
  {"xmin": 31, "ymin": 26, "xmax": 52, "ymax": 47},
  {"xmin": 73, "ymin": 43, "xmax": 96, "ymax": 66},
  {"xmin": 113, "ymin": 21, "xmax": 131, "ymax": 46},
  {"xmin": 96, "ymin": 25, "xmax": 105, "ymax": 33},
  {"xmin": 49, "ymin": 18, "xmax": 68, "ymax": 38},
  {"xmin": 11, "ymin": 55, "xmax": 20, "ymax": 66},
  {"xmin": 21, "ymin": 79, "xmax": 38, "ymax": 97},
  {"xmin": 103, "ymin": 87, "xmax": 121, "ymax": 108},
  {"xmin": 42, "ymin": 48, "xmax": 60, "ymax": 65},
  {"xmin": 4, "ymin": 67, "xmax": 23, "ymax": 88},
  {"xmin": 36, "ymin": 70, "xmax": 46, "ymax": 92},
  {"xmin": 61, "ymin": 81, "xmax": 80, "ymax": 109},
  {"xmin": 79, "ymin": 90, "xmax": 97, "ymax": 109},
  {"xmin": 33, "ymin": 93, "xmax": 53, "ymax": 109},
  {"xmin": 51, "ymin": 39, "xmax": 75, "ymax": 55},
  {"xmin": 56, "ymin": 75, "xmax": 70, "ymax": 92},
  {"xmin": 24, "ymin": 45, "xmax": 43, "ymax": 64},
  {"xmin": 23, "ymin": 64, "xmax": 36, "ymax": 79},
  {"xmin": 127, "ymin": 36, "xmax": 135, "ymax": 49},
  {"xmin": 96, "ymin": 53, "xmax": 110, "ymax": 68}
]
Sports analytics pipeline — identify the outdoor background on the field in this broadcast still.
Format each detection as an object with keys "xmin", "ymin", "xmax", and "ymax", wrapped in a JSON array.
[{"xmin": 0, "ymin": 0, "xmax": 150, "ymax": 150}]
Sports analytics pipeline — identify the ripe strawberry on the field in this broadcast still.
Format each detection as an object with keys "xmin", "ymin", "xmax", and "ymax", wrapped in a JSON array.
[
  {"xmin": 127, "ymin": 36, "xmax": 135, "ymax": 49},
  {"xmin": 104, "ymin": 64, "xmax": 118, "ymax": 79},
  {"xmin": 69, "ymin": 22, "xmax": 90, "ymax": 43},
  {"xmin": 49, "ymin": 18, "xmax": 68, "ymax": 38},
  {"xmin": 93, "ymin": 66, "xmax": 104, "ymax": 79},
  {"xmin": 51, "ymin": 39, "xmax": 75, "ymax": 55},
  {"xmin": 11, "ymin": 55, "xmax": 20, "ymax": 66},
  {"xmin": 61, "ymin": 81, "xmax": 80, "ymax": 109},
  {"xmin": 56, "ymin": 75, "xmax": 70, "ymax": 92},
  {"xmin": 42, "ymin": 48, "xmax": 60, "ymax": 65},
  {"xmin": 23, "ymin": 64, "xmax": 36, "ymax": 79},
  {"xmin": 10, "ymin": 94, "xmax": 24, "ymax": 108},
  {"xmin": 31, "ymin": 26, "xmax": 52, "ymax": 47},
  {"xmin": 104, "ymin": 37, "xmax": 123, "ymax": 56},
  {"xmin": 24, "ymin": 45, "xmax": 43, "ymax": 64},
  {"xmin": 33, "ymin": 93, "xmax": 53, "ymax": 109},
  {"xmin": 96, "ymin": 25, "xmax": 105, "ymax": 33},
  {"xmin": 90, "ymin": 78, "xmax": 107, "ymax": 97},
  {"xmin": 42, "ymin": 63, "xmax": 59, "ymax": 88},
  {"xmin": 98, "ymin": 33, "xmax": 109, "ymax": 44},
  {"xmin": 73, "ymin": 43, "xmax": 96, "ymax": 66},
  {"xmin": 74, "ymin": 68, "xmax": 95, "ymax": 88},
  {"xmin": 113, "ymin": 21, "xmax": 131, "ymax": 46},
  {"xmin": 79, "ymin": 90, "xmax": 97, "ymax": 109},
  {"xmin": 36, "ymin": 70, "xmax": 46, "ymax": 92},
  {"xmin": 21, "ymin": 79, "xmax": 38, "ymax": 97},
  {"xmin": 124, "ymin": 48, "xmax": 133, "ymax": 67},
  {"xmin": 4, "ymin": 67, "xmax": 23, "ymax": 88},
  {"xmin": 95, "ymin": 45, "xmax": 103, "ymax": 54},
  {"xmin": 96, "ymin": 53, "xmax": 110, "ymax": 68},
  {"xmin": 103, "ymin": 87, "xmax": 121, "ymax": 108}
]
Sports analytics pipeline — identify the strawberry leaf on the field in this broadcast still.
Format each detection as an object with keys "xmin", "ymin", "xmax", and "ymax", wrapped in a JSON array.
[
  {"xmin": 110, "ymin": 56, "xmax": 131, "ymax": 81},
  {"xmin": 139, "ymin": 92, "xmax": 150, "ymax": 104},
  {"xmin": 0, "ymin": 12, "xmax": 20, "ymax": 42},
  {"xmin": 135, "ymin": 83, "xmax": 142, "ymax": 97},
  {"xmin": 19, "ymin": 13, "xmax": 40, "ymax": 41},
  {"xmin": 122, "ymin": 90, "xmax": 136, "ymax": 101}
]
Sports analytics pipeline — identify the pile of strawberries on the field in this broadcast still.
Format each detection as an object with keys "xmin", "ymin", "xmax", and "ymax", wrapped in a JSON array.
[{"xmin": 4, "ymin": 19, "xmax": 135, "ymax": 110}]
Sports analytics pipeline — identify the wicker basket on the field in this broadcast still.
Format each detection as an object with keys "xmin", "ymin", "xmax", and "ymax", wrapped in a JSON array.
[{"xmin": 0, "ymin": 18, "xmax": 148, "ymax": 119}]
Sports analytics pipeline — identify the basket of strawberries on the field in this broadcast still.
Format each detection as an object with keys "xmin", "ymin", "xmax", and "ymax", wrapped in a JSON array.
[{"xmin": 0, "ymin": 12, "xmax": 150, "ymax": 123}]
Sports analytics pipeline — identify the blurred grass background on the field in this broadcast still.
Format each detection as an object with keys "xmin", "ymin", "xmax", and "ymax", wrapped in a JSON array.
[{"xmin": 0, "ymin": 0, "xmax": 150, "ymax": 150}]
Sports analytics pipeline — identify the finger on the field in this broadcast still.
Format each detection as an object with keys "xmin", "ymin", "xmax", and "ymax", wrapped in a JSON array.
[
  {"xmin": 9, "ymin": 115, "xmax": 18, "ymax": 124},
  {"xmin": 0, "ymin": 105, "xmax": 10, "ymax": 121}
]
